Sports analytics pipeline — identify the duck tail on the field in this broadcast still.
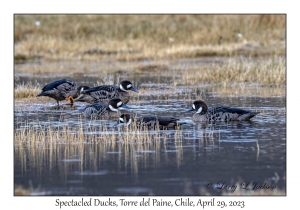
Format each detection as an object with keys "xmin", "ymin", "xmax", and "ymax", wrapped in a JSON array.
[
  {"xmin": 36, "ymin": 92, "xmax": 46, "ymax": 97},
  {"xmin": 178, "ymin": 121, "xmax": 187, "ymax": 126},
  {"xmin": 239, "ymin": 112, "xmax": 260, "ymax": 121}
]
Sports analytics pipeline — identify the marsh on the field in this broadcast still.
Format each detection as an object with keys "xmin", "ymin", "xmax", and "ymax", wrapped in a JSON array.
[
  {"xmin": 14, "ymin": 57, "xmax": 286, "ymax": 196},
  {"xmin": 14, "ymin": 15, "xmax": 286, "ymax": 195}
]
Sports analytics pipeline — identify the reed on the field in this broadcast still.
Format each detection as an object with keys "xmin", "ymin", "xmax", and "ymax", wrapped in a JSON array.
[{"xmin": 14, "ymin": 116, "xmax": 187, "ymax": 195}]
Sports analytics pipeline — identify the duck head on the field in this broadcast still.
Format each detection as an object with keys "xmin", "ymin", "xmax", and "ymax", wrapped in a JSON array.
[
  {"xmin": 113, "ymin": 114, "xmax": 132, "ymax": 126},
  {"xmin": 119, "ymin": 80, "xmax": 138, "ymax": 93},
  {"xmin": 108, "ymin": 98, "xmax": 131, "ymax": 112},
  {"xmin": 187, "ymin": 100, "xmax": 208, "ymax": 115}
]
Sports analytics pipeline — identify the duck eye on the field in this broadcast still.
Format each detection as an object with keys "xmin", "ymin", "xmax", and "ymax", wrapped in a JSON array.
[
  {"xmin": 117, "ymin": 101, "xmax": 122, "ymax": 107},
  {"xmin": 192, "ymin": 104, "xmax": 195, "ymax": 110},
  {"xmin": 127, "ymin": 84, "xmax": 132, "ymax": 88}
]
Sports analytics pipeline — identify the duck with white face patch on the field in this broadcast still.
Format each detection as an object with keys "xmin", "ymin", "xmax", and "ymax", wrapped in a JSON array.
[
  {"xmin": 113, "ymin": 114, "xmax": 186, "ymax": 130},
  {"xmin": 187, "ymin": 100, "xmax": 260, "ymax": 122},
  {"xmin": 79, "ymin": 98, "xmax": 131, "ymax": 118},
  {"xmin": 75, "ymin": 80, "xmax": 138, "ymax": 104}
]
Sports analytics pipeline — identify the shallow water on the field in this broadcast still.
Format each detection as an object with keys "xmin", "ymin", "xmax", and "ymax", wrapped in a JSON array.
[
  {"xmin": 14, "ymin": 60, "xmax": 286, "ymax": 196},
  {"xmin": 14, "ymin": 99, "xmax": 286, "ymax": 195}
]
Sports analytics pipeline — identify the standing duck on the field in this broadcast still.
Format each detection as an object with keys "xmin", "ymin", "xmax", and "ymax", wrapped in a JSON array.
[
  {"xmin": 75, "ymin": 80, "xmax": 138, "ymax": 104},
  {"xmin": 36, "ymin": 79, "xmax": 89, "ymax": 107},
  {"xmin": 187, "ymin": 100, "xmax": 259, "ymax": 122},
  {"xmin": 113, "ymin": 114, "xmax": 184, "ymax": 129},
  {"xmin": 80, "ymin": 98, "xmax": 131, "ymax": 118}
]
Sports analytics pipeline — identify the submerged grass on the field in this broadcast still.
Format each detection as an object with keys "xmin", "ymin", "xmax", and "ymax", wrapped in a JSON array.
[
  {"xmin": 14, "ymin": 15, "xmax": 285, "ymax": 61},
  {"xmin": 14, "ymin": 118, "xmax": 183, "ymax": 145},
  {"xmin": 14, "ymin": 118, "xmax": 185, "ymax": 193}
]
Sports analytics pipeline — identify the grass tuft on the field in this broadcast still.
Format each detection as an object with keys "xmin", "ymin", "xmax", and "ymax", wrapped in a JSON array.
[{"xmin": 14, "ymin": 81, "xmax": 41, "ymax": 99}]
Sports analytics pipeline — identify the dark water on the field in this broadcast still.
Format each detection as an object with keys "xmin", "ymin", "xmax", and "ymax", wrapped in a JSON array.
[{"xmin": 14, "ymin": 74, "xmax": 286, "ymax": 196}]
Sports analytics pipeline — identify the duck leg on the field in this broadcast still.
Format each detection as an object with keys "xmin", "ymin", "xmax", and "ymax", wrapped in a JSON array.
[
  {"xmin": 66, "ymin": 96, "xmax": 75, "ymax": 108},
  {"xmin": 56, "ymin": 100, "xmax": 60, "ymax": 107}
]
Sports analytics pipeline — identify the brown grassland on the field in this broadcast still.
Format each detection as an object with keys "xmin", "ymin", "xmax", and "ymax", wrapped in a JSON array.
[
  {"xmin": 14, "ymin": 14, "xmax": 286, "ymax": 92},
  {"xmin": 15, "ymin": 14, "xmax": 285, "ymax": 61}
]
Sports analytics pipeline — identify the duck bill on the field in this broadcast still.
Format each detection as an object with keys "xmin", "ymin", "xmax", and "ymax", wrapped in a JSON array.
[
  {"xmin": 129, "ymin": 87, "xmax": 139, "ymax": 93},
  {"xmin": 113, "ymin": 121, "xmax": 120, "ymax": 126},
  {"xmin": 119, "ymin": 104, "xmax": 131, "ymax": 110},
  {"xmin": 186, "ymin": 107, "xmax": 194, "ymax": 112}
]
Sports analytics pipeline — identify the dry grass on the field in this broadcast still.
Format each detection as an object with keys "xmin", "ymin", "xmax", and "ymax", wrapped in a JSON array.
[
  {"xmin": 14, "ymin": 81, "xmax": 41, "ymax": 99},
  {"xmin": 14, "ymin": 80, "xmax": 285, "ymax": 107},
  {"xmin": 14, "ymin": 118, "xmax": 184, "ymax": 188},
  {"xmin": 14, "ymin": 117, "xmax": 183, "ymax": 145},
  {"xmin": 207, "ymin": 83, "xmax": 286, "ymax": 98},
  {"xmin": 14, "ymin": 185, "xmax": 34, "ymax": 196},
  {"xmin": 14, "ymin": 55, "xmax": 286, "ymax": 102},
  {"xmin": 174, "ymin": 56, "xmax": 286, "ymax": 86},
  {"xmin": 14, "ymin": 15, "xmax": 285, "ymax": 61}
]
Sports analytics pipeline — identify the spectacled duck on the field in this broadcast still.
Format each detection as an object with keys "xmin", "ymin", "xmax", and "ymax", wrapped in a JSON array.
[
  {"xmin": 75, "ymin": 80, "xmax": 138, "ymax": 104},
  {"xmin": 37, "ymin": 79, "xmax": 89, "ymax": 107},
  {"xmin": 113, "ymin": 114, "xmax": 185, "ymax": 129},
  {"xmin": 187, "ymin": 100, "xmax": 259, "ymax": 122},
  {"xmin": 80, "ymin": 98, "xmax": 131, "ymax": 118}
]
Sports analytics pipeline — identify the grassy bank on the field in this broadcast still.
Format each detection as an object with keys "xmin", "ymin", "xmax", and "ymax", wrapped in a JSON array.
[
  {"xmin": 174, "ymin": 56, "xmax": 286, "ymax": 86},
  {"xmin": 14, "ymin": 55, "xmax": 286, "ymax": 100},
  {"xmin": 14, "ymin": 15, "xmax": 285, "ymax": 61}
]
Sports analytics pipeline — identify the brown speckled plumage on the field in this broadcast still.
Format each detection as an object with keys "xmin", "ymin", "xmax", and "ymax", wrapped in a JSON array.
[
  {"xmin": 75, "ymin": 80, "xmax": 138, "ymax": 104},
  {"xmin": 187, "ymin": 100, "xmax": 259, "ymax": 122},
  {"xmin": 80, "ymin": 98, "xmax": 131, "ymax": 118},
  {"xmin": 37, "ymin": 79, "xmax": 89, "ymax": 107}
]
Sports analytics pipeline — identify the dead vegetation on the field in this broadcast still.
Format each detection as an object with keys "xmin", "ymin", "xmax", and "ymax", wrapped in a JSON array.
[{"xmin": 14, "ymin": 15, "xmax": 285, "ymax": 61}]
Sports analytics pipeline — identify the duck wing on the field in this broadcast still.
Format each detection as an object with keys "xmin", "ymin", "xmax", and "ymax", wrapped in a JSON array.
[
  {"xmin": 41, "ymin": 79, "xmax": 75, "ymax": 92},
  {"xmin": 139, "ymin": 116, "xmax": 179, "ymax": 126},
  {"xmin": 83, "ymin": 85, "xmax": 118, "ymax": 99},
  {"xmin": 210, "ymin": 106, "xmax": 251, "ymax": 115},
  {"xmin": 157, "ymin": 117, "xmax": 180, "ymax": 126}
]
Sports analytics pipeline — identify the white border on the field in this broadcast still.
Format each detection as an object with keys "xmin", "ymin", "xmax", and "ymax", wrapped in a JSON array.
[{"xmin": 4, "ymin": 1, "xmax": 294, "ymax": 209}]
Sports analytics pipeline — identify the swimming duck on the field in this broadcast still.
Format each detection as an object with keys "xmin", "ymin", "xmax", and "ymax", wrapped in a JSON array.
[
  {"xmin": 75, "ymin": 80, "xmax": 138, "ymax": 104},
  {"xmin": 80, "ymin": 98, "xmax": 131, "ymax": 118},
  {"xmin": 187, "ymin": 100, "xmax": 259, "ymax": 122},
  {"xmin": 113, "ymin": 114, "xmax": 184, "ymax": 129},
  {"xmin": 36, "ymin": 79, "xmax": 89, "ymax": 107}
]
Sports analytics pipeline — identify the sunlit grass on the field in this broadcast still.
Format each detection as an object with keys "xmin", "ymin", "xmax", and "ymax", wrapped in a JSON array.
[
  {"xmin": 14, "ymin": 15, "xmax": 285, "ymax": 61},
  {"xmin": 174, "ymin": 56, "xmax": 286, "ymax": 86},
  {"xmin": 14, "ymin": 81, "xmax": 41, "ymax": 99}
]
